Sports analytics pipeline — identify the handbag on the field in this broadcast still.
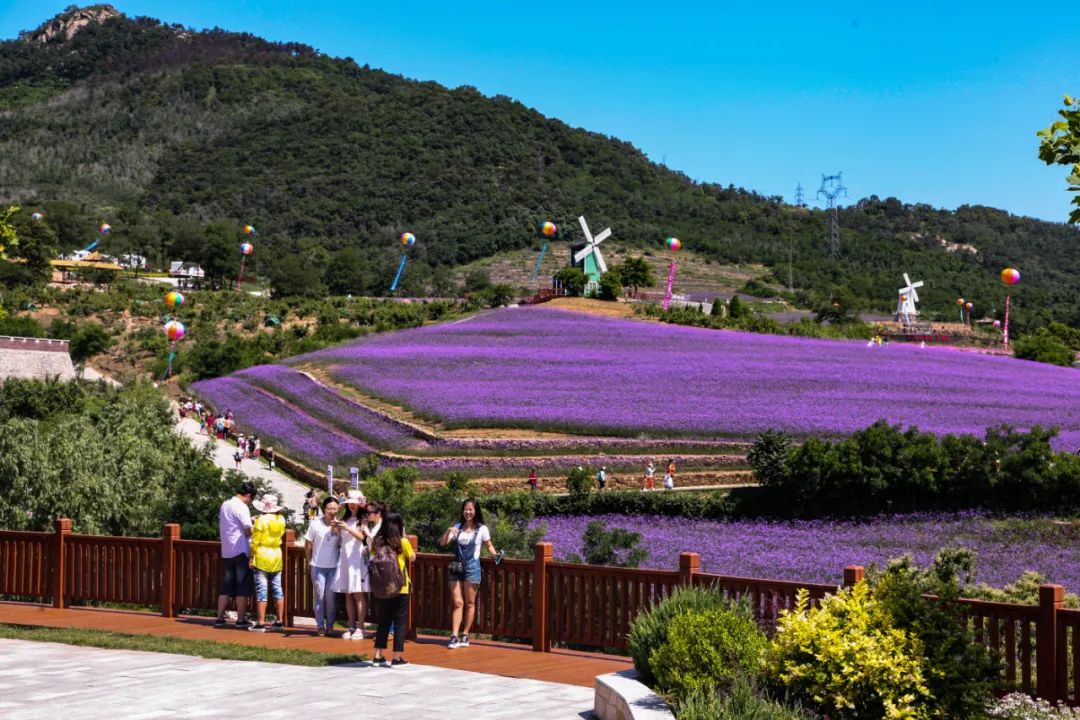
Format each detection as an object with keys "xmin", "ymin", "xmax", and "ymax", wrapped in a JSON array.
[{"xmin": 448, "ymin": 560, "xmax": 465, "ymax": 576}]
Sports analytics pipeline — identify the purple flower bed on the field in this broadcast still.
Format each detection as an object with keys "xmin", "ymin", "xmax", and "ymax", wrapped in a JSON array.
[
  {"xmin": 380, "ymin": 453, "xmax": 741, "ymax": 476},
  {"xmin": 287, "ymin": 307, "xmax": 1080, "ymax": 450},
  {"xmin": 536, "ymin": 513, "xmax": 1080, "ymax": 592},
  {"xmin": 234, "ymin": 365, "xmax": 428, "ymax": 451},
  {"xmin": 189, "ymin": 376, "xmax": 372, "ymax": 468}
]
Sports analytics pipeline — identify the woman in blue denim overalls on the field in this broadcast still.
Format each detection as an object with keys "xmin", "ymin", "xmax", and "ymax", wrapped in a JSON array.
[{"xmin": 439, "ymin": 498, "xmax": 501, "ymax": 649}]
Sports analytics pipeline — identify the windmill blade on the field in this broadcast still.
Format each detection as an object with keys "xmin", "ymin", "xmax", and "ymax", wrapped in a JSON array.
[
  {"xmin": 573, "ymin": 246, "xmax": 592, "ymax": 264},
  {"xmin": 910, "ymin": 289, "xmax": 919, "ymax": 302},
  {"xmin": 903, "ymin": 273, "xmax": 912, "ymax": 287},
  {"xmin": 593, "ymin": 228, "xmax": 612, "ymax": 245},
  {"xmin": 578, "ymin": 215, "xmax": 593, "ymax": 243},
  {"xmin": 911, "ymin": 281, "xmax": 924, "ymax": 289},
  {"xmin": 594, "ymin": 246, "xmax": 608, "ymax": 274}
]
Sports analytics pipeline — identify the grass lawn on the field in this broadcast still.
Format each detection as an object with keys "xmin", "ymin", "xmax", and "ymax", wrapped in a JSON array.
[{"xmin": 0, "ymin": 624, "xmax": 367, "ymax": 667}]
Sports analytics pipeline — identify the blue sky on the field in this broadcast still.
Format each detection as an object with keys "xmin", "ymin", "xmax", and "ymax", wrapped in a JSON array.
[{"xmin": 4, "ymin": 1, "xmax": 1078, "ymax": 222}]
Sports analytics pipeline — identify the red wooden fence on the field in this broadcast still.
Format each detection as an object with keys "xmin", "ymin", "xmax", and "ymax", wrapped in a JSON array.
[{"xmin": 0, "ymin": 519, "xmax": 1075, "ymax": 704}]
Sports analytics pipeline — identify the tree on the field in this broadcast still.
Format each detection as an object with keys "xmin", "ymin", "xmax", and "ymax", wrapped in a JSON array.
[
  {"xmin": 481, "ymin": 284, "xmax": 515, "ymax": 308},
  {"xmin": 14, "ymin": 213, "xmax": 58, "ymax": 284},
  {"xmin": 0, "ymin": 206, "xmax": 18, "ymax": 259},
  {"xmin": 566, "ymin": 520, "xmax": 648, "ymax": 567},
  {"xmin": 324, "ymin": 247, "xmax": 373, "ymax": 296},
  {"xmin": 268, "ymin": 253, "xmax": 326, "ymax": 298},
  {"xmin": 598, "ymin": 271, "xmax": 623, "ymax": 301},
  {"xmin": 813, "ymin": 287, "xmax": 861, "ymax": 325},
  {"xmin": 199, "ymin": 222, "xmax": 235, "ymax": 287},
  {"xmin": 1013, "ymin": 329, "xmax": 1076, "ymax": 367},
  {"xmin": 554, "ymin": 267, "xmax": 588, "ymax": 297},
  {"xmin": 1037, "ymin": 94, "xmax": 1080, "ymax": 223},
  {"xmin": 430, "ymin": 265, "xmax": 456, "ymax": 296},
  {"xmin": 728, "ymin": 295, "xmax": 747, "ymax": 319},
  {"xmin": 464, "ymin": 267, "xmax": 491, "ymax": 293},
  {"xmin": 616, "ymin": 257, "xmax": 655, "ymax": 295}
]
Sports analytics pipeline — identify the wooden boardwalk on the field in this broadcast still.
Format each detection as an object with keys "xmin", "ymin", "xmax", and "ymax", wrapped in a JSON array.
[{"xmin": 0, "ymin": 602, "xmax": 630, "ymax": 688}]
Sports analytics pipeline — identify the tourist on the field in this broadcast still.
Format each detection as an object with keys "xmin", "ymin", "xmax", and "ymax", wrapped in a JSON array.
[
  {"xmin": 253, "ymin": 436, "xmax": 261, "ymax": 459},
  {"xmin": 644, "ymin": 460, "xmax": 655, "ymax": 491},
  {"xmin": 215, "ymin": 481, "xmax": 256, "ymax": 628},
  {"xmin": 305, "ymin": 495, "xmax": 341, "ymax": 636},
  {"xmin": 439, "ymin": 498, "xmax": 502, "ymax": 649},
  {"xmin": 237, "ymin": 432, "xmax": 246, "ymax": 456},
  {"xmin": 266, "ymin": 446, "xmax": 275, "ymax": 471},
  {"xmin": 528, "ymin": 468, "xmax": 538, "ymax": 494},
  {"xmin": 233, "ymin": 447, "xmax": 243, "ymax": 470},
  {"xmin": 247, "ymin": 435, "xmax": 256, "ymax": 459},
  {"xmin": 664, "ymin": 471, "xmax": 675, "ymax": 490},
  {"xmin": 303, "ymin": 490, "xmax": 320, "ymax": 524},
  {"xmin": 332, "ymin": 489, "xmax": 371, "ymax": 639},
  {"xmin": 596, "ymin": 466, "xmax": 607, "ymax": 491},
  {"xmin": 250, "ymin": 494, "xmax": 287, "ymax": 632},
  {"xmin": 667, "ymin": 458, "xmax": 677, "ymax": 477},
  {"xmin": 370, "ymin": 511, "xmax": 415, "ymax": 667}
]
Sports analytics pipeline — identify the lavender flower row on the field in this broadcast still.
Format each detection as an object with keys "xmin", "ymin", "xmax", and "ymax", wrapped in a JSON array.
[
  {"xmin": 535, "ymin": 512, "xmax": 1080, "ymax": 592},
  {"xmin": 189, "ymin": 376, "xmax": 372, "ymax": 468},
  {"xmin": 379, "ymin": 453, "xmax": 744, "ymax": 475}
]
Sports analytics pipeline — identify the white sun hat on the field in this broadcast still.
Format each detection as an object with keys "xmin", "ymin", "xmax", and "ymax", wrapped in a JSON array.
[
  {"xmin": 256, "ymin": 494, "xmax": 284, "ymax": 513},
  {"xmin": 342, "ymin": 489, "xmax": 366, "ymax": 506}
]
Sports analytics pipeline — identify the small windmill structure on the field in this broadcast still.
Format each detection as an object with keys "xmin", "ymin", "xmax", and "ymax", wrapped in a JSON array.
[
  {"xmin": 895, "ymin": 272, "xmax": 923, "ymax": 325},
  {"xmin": 572, "ymin": 215, "xmax": 611, "ymax": 295}
]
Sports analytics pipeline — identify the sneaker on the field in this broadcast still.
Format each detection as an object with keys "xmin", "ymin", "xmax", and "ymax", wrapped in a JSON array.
[
  {"xmin": 448, "ymin": 635, "xmax": 460, "ymax": 649},
  {"xmin": 341, "ymin": 629, "xmax": 355, "ymax": 640},
  {"xmin": 391, "ymin": 658, "xmax": 409, "ymax": 667},
  {"xmin": 372, "ymin": 657, "xmax": 389, "ymax": 668},
  {"xmin": 235, "ymin": 620, "xmax": 253, "ymax": 629},
  {"xmin": 213, "ymin": 617, "xmax": 227, "ymax": 627},
  {"xmin": 248, "ymin": 623, "xmax": 267, "ymax": 633},
  {"xmin": 459, "ymin": 634, "xmax": 470, "ymax": 647},
  {"xmin": 270, "ymin": 621, "xmax": 285, "ymax": 631},
  {"xmin": 316, "ymin": 629, "xmax": 327, "ymax": 637}
]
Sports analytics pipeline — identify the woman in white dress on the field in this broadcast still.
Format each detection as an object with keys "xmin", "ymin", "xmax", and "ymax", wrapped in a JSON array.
[{"xmin": 332, "ymin": 490, "xmax": 372, "ymax": 639}]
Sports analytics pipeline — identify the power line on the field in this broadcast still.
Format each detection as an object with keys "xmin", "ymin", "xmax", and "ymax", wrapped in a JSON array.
[
  {"xmin": 817, "ymin": 172, "xmax": 847, "ymax": 257},
  {"xmin": 794, "ymin": 182, "xmax": 806, "ymax": 207}
]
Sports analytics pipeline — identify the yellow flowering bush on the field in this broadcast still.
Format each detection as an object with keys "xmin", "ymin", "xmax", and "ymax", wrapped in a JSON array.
[{"xmin": 768, "ymin": 582, "xmax": 931, "ymax": 720}]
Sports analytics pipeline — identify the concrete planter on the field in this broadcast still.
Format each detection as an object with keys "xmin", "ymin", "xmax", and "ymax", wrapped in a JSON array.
[{"xmin": 594, "ymin": 669, "xmax": 673, "ymax": 720}]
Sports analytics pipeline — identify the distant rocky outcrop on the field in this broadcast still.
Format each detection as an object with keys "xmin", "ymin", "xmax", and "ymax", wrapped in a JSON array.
[{"xmin": 27, "ymin": 4, "xmax": 121, "ymax": 44}]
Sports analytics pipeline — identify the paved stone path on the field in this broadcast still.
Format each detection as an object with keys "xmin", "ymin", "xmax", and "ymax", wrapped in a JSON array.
[
  {"xmin": 176, "ymin": 416, "xmax": 311, "ymax": 516},
  {"xmin": 0, "ymin": 639, "xmax": 594, "ymax": 719}
]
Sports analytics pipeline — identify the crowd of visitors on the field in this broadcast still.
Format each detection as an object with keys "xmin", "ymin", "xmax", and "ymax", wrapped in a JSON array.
[
  {"xmin": 180, "ymin": 400, "xmax": 274, "ymax": 471},
  {"xmin": 215, "ymin": 482, "xmax": 504, "ymax": 665}
]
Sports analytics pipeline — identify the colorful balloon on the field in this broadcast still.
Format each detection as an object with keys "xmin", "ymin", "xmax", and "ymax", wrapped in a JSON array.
[
  {"xmin": 243, "ymin": 225, "xmax": 256, "ymax": 236},
  {"xmin": 900, "ymin": 295, "xmax": 907, "ymax": 302},
  {"xmin": 99, "ymin": 223, "xmax": 111, "ymax": 234},
  {"xmin": 1001, "ymin": 268, "xmax": 1020, "ymax": 285},
  {"xmin": 30, "ymin": 212, "xmax": 43, "ymax": 221},
  {"xmin": 164, "ymin": 320, "xmax": 185, "ymax": 341},
  {"xmin": 165, "ymin": 291, "xmax": 184, "ymax": 309},
  {"xmin": 965, "ymin": 302, "xmax": 973, "ymax": 310},
  {"xmin": 665, "ymin": 237, "xmax": 681, "ymax": 252},
  {"xmin": 956, "ymin": 298, "xmax": 965, "ymax": 306},
  {"xmin": 240, "ymin": 242, "xmax": 254, "ymax": 255},
  {"xmin": 541, "ymin": 221, "xmax": 557, "ymax": 237},
  {"xmin": 400, "ymin": 232, "xmax": 416, "ymax": 247},
  {"xmin": 993, "ymin": 320, "xmax": 1002, "ymax": 328}
]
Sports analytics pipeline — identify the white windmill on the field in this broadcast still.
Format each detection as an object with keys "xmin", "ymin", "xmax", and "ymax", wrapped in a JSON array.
[
  {"xmin": 573, "ymin": 215, "xmax": 611, "ymax": 292},
  {"xmin": 896, "ymin": 272, "xmax": 924, "ymax": 325}
]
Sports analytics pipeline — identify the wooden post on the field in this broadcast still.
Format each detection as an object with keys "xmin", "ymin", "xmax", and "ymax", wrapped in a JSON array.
[
  {"xmin": 843, "ymin": 565, "xmax": 865, "ymax": 587},
  {"xmin": 1038, "ymin": 584, "xmax": 1064, "ymax": 703},
  {"xmin": 52, "ymin": 518, "xmax": 71, "ymax": 609},
  {"xmin": 533, "ymin": 541, "xmax": 553, "ymax": 652},
  {"xmin": 281, "ymin": 528, "xmax": 295, "ymax": 628},
  {"xmin": 679, "ymin": 552, "xmax": 700, "ymax": 587},
  {"xmin": 407, "ymin": 534, "xmax": 418, "ymax": 640},
  {"xmin": 161, "ymin": 523, "xmax": 180, "ymax": 618}
]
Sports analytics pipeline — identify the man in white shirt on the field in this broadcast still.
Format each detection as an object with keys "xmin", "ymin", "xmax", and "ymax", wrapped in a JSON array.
[
  {"xmin": 304, "ymin": 496, "xmax": 341, "ymax": 635},
  {"xmin": 215, "ymin": 481, "xmax": 256, "ymax": 628}
]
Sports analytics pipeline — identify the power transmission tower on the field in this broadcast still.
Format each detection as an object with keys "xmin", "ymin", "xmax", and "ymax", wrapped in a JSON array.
[
  {"xmin": 817, "ymin": 172, "xmax": 847, "ymax": 257},
  {"xmin": 794, "ymin": 182, "xmax": 806, "ymax": 207}
]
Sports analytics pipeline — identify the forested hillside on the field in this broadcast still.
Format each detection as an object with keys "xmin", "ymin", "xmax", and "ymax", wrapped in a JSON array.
[{"xmin": 1, "ymin": 6, "xmax": 1077, "ymax": 328}]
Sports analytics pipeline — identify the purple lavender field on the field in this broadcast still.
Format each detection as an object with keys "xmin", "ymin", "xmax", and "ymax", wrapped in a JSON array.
[
  {"xmin": 291, "ymin": 307, "xmax": 1080, "ymax": 450},
  {"xmin": 189, "ymin": 375, "xmax": 371, "ymax": 467},
  {"xmin": 538, "ymin": 513, "xmax": 1080, "ymax": 592}
]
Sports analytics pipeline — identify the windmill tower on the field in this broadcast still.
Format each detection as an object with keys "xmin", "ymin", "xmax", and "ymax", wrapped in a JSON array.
[
  {"xmin": 571, "ymin": 215, "xmax": 611, "ymax": 294},
  {"xmin": 896, "ymin": 272, "xmax": 924, "ymax": 325}
]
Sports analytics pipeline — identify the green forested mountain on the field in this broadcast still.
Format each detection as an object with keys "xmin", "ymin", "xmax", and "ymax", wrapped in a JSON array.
[{"xmin": 1, "ymin": 5, "xmax": 1078, "ymax": 327}]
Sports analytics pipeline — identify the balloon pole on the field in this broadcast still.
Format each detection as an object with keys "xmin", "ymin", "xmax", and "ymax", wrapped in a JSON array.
[
  {"xmin": 1003, "ymin": 294, "xmax": 1011, "ymax": 349},
  {"xmin": 662, "ymin": 261, "xmax": 677, "ymax": 311},
  {"xmin": 161, "ymin": 342, "xmax": 176, "ymax": 380},
  {"xmin": 530, "ymin": 242, "xmax": 549, "ymax": 284},
  {"xmin": 235, "ymin": 257, "xmax": 247, "ymax": 292},
  {"xmin": 390, "ymin": 254, "xmax": 408, "ymax": 292}
]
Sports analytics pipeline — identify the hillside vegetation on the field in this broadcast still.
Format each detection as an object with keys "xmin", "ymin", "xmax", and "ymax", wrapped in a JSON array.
[{"xmin": 0, "ymin": 6, "xmax": 1077, "ymax": 331}]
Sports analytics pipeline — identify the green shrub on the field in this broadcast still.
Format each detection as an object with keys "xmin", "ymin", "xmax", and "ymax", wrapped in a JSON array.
[
  {"xmin": 769, "ymin": 582, "xmax": 931, "ymax": 719},
  {"xmin": 747, "ymin": 430, "xmax": 791, "ymax": 487},
  {"xmin": 628, "ymin": 585, "xmax": 736, "ymax": 684},
  {"xmin": 565, "ymin": 465, "xmax": 593, "ymax": 498},
  {"xmin": 651, "ymin": 604, "xmax": 766, "ymax": 696},
  {"xmin": 564, "ymin": 520, "xmax": 647, "ymax": 567},
  {"xmin": 677, "ymin": 678, "xmax": 811, "ymax": 720},
  {"xmin": 1014, "ymin": 329, "xmax": 1076, "ymax": 367}
]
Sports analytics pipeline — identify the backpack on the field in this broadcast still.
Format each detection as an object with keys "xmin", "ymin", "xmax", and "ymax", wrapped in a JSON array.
[{"xmin": 369, "ymin": 542, "xmax": 406, "ymax": 599}]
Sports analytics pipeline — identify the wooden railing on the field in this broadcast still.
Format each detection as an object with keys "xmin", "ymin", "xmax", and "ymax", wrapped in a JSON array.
[{"xmin": 0, "ymin": 519, "xmax": 1076, "ymax": 704}]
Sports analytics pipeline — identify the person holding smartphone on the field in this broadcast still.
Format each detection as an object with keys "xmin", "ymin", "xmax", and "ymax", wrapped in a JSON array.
[
  {"xmin": 331, "ymin": 490, "xmax": 371, "ymax": 639},
  {"xmin": 439, "ymin": 498, "xmax": 501, "ymax": 649}
]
